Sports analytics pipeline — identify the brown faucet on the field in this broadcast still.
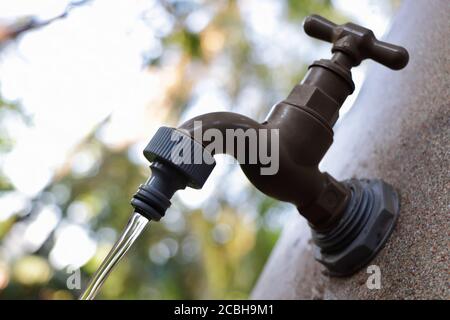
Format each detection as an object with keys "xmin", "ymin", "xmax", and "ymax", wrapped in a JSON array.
[{"xmin": 132, "ymin": 15, "xmax": 409, "ymax": 276}]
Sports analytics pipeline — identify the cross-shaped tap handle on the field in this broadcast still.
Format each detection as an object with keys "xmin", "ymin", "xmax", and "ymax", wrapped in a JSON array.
[{"xmin": 303, "ymin": 14, "xmax": 409, "ymax": 70}]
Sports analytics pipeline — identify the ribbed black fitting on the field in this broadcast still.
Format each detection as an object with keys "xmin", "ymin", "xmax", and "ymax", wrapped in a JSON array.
[
  {"xmin": 131, "ymin": 162, "xmax": 187, "ymax": 221},
  {"xmin": 131, "ymin": 126, "xmax": 216, "ymax": 221},
  {"xmin": 143, "ymin": 126, "xmax": 215, "ymax": 189},
  {"xmin": 131, "ymin": 183, "xmax": 171, "ymax": 221}
]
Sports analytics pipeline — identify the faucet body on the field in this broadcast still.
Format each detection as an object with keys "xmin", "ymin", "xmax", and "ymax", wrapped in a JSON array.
[
  {"xmin": 178, "ymin": 87, "xmax": 350, "ymax": 230},
  {"xmin": 132, "ymin": 15, "xmax": 409, "ymax": 276}
]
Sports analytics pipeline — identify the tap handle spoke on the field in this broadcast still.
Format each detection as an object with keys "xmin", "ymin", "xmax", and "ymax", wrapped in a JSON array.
[{"xmin": 303, "ymin": 14, "xmax": 409, "ymax": 70}]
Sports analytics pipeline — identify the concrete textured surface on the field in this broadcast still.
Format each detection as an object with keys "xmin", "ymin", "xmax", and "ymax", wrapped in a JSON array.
[{"xmin": 252, "ymin": 0, "xmax": 449, "ymax": 299}]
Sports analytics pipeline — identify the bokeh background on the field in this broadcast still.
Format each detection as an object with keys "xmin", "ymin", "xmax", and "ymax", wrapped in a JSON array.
[{"xmin": 0, "ymin": 0, "xmax": 400, "ymax": 299}]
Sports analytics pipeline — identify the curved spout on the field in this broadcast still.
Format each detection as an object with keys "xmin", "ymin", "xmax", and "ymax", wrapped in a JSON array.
[
  {"xmin": 178, "ymin": 104, "xmax": 350, "ymax": 229},
  {"xmin": 180, "ymin": 112, "xmax": 263, "ymax": 137}
]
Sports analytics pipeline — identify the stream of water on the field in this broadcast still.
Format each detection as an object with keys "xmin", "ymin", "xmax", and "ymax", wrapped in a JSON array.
[{"xmin": 79, "ymin": 211, "xmax": 149, "ymax": 300}]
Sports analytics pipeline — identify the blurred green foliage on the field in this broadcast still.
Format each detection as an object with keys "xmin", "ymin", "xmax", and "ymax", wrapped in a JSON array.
[
  {"xmin": 0, "ymin": 0, "xmax": 357, "ymax": 299},
  {"xmin": 0, "ymin": 93, "xmax": 23, "ymax": 191}
]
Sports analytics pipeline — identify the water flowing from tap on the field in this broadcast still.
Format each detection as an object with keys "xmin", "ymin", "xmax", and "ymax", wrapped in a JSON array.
[{"xmin": 79, "ymin": 211, "xmax": 149, "ymax": 300}]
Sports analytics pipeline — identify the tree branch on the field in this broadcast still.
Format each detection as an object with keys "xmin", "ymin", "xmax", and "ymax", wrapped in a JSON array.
[{"xmin": 0, "ymin": 0, "xmax": 92, "ymax": 45}]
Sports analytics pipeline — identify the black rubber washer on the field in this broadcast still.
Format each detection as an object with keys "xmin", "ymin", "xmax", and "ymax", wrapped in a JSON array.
[{"xmin": 131, "ymin": 184, "xmax": 171, "ymax": 221}]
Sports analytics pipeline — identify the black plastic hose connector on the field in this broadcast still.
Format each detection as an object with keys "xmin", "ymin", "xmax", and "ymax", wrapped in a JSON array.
[
  {"xmin": 131, "ymin": 127, "xmax": 216, "ymax": 221},
  {"xmin": 144, "ymin": 126, "xmax": 215, "ymax": 189}
]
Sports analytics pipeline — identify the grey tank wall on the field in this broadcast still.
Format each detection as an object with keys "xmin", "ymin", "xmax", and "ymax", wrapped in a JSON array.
[{"xmin": 251, "ymin": 0, "xmax": 449, "ymax": 299}]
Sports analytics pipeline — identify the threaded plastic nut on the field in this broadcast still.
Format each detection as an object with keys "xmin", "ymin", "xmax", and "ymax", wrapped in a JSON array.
[
  {"xmin": 312, "ymin": 179, "xmax": 400, "ymax": 276},
  {"xmin": 143, "ymin": 126, "xmax": 215, "ymax": 189}
]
